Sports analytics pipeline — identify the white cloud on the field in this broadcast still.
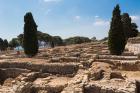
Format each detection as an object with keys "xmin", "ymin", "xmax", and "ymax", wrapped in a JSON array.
[
  {"xmin": 94, "ymin": 16, "xmax": 99, "ymax": 18},
  {"xmin": 43, "ymin": 0, "xmax": 62, "ymax": 3},
  {"xmin": 74, "ymin": 16, "xmax": 81, "ymax": 20},
  {"xmin": 73, "ymin": 16, "xmax": 81, "ymax": 22},
  {"xmin": 93, "ymin": 16, "xmax": 109, "ymax": 26},
  {"xmin": 130, "ymin": 15, "xmax": 140, "ymax": 21}
]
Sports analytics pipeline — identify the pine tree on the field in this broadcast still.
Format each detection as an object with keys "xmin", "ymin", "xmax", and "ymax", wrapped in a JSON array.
[
  {"xmin": 121, "ymin": 13, "xmax": 132, "ymax": 39},
  {"xmin": 131, "ymin": 23, "xmax": 139, "ymax": 37},
  {"xmin": 121, "ymin": 13, "xmax": 138, "ymax": 38},
  {"xmin": 108, "ymin": 4, "xmax": 126, "ymax": 55},
  {"xmin": 23, "ymin": 12, "xmax": 38, "ymax": 57},
  {"xmin": 9, "ymin": 38, "xmax": 19, "ymax": 48}
]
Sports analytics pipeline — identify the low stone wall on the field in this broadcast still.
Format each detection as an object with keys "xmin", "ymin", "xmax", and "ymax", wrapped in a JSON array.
[
  {"xmin": 95, "ymin": 59, "xmax": 140, "ymax": 71},
  {"xmin": 0, "ymin": 62, "xmax": 79, "ymax": 75},
  {"xmin": 126, "ymin": 43, "xmax": 140, "ymax": 55},
  {"xmin": 84, "ymin": 80, "xmax": 136, "ymax": 93},
  {"xmin": 1, "ymin": 68, "xmax": 30, "ymax": 78},
  {"xmin": 50, "ymin": 57, "xmax": 80, "ymax": 63},
  {"xmin": 98, "ymin": 55, "xmax": 138, "ymax": 60},
  {"xmin": 0, "ymin": 68, "xmax": 30, "ymax": 85},
  {"xmin": 117, "ymin": 61, "xmax": 140, "ymax": 71},
  {"xmin": 128, "ymin": 37, "xmax": 140, "ymax": 44},
  {"xmin": 41, "ymin": 63, "xmax": 79, "ymax": 75}
]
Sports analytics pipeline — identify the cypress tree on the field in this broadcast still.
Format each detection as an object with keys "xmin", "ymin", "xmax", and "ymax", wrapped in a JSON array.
[
  {"xmin": 23, "ymin": 12, "xmax": 38, "ymax": 57},
  {"xmin": 0, "ymin": 38, "xmax": 4, "ymax": 51},
  {"xmin": 3, "ymin": 39, "xmax": 8, "ymax": 50},
  {"xmin": 50, "ymin": 37, "xmax": 55, "ymax": 48},
  {"xmin": 108, "ymin": 4, "xmax": 126, "ymax": 55}
]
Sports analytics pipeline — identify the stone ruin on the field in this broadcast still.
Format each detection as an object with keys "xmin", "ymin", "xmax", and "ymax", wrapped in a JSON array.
[{"xmin": 0, "ymin": 41, "xmax": 140, "ymax": 93}]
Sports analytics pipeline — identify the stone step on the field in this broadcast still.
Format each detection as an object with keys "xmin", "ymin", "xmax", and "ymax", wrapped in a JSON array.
[
  {"xmin": 0, "ymin": 62, "xmax": 79, "ymax": 75},
  {"xmin": 96, "ymin": 59, "xmax": 139, "ymax": 63},
  {"xmin": 122, "ymin": 52, "xmax": 135, "ymax": 56},
  {"xmin": 98, "ymin": 55, "xmax": 138, "ymax": 60},
  {"xmin": 49, "ymin": 57, "xmax": 80, "ymax": 63},
  {"xmin": 99, "ymin": 52, "xmax": 134, "ymax": 56}
]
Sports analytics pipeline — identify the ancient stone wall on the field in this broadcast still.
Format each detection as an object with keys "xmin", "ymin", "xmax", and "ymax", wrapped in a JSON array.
[{"xmin": 0, "ymin": 62, "xmax": 79, "ymax": 75}]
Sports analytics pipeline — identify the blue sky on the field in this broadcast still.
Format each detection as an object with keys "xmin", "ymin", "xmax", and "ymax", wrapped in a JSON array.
[{"xmin": 0, "ymin": 0, "xmax": 140, "ymax": 40}]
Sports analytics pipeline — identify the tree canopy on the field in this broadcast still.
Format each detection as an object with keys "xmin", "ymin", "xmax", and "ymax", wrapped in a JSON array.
[
  {"xmin": 9, "ymin": 38, "xmax": 20, "ymax": 48},
  {"xmin": 64, "ymin": 36, "xmax": 91, "ymax": 45}
]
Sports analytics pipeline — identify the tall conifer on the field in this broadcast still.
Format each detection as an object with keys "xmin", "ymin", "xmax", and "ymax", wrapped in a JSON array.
[
  {"xmin": 23, "ymin": 12, "xmax": 38, "ymax": 57},
  {"xmin": 108, "ymin": 5, "xmax": 126, "ymax": 55}
]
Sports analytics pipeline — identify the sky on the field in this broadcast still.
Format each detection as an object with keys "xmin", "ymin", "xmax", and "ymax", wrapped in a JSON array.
[{"xmin": 0, "ymin": 0, "xmax": 140, "ymax": 40}]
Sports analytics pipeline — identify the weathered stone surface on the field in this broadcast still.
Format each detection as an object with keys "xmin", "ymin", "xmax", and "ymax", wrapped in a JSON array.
[
  {"xmin": 0, "ymin": 41, "xmax": 139, "ymax": 93},
  {"xmin": 0, "ymin": 62, "xmax": 79, "ymax": 75},
  {"xmin": 0, "ymin": 86, "xmax": 15, "ymax": 93},
  {"xmin": 85, "ymin": 79, "xmax": 136, "ymax": 93},
  {"xmin": 33, "ymin": 77, "xmax": 70, "ymax": 93},
  {"xmin": 13, "ymin": 81, "xmax": 33, "ymax": 93},
  {"xmin": 61, "ymin": 84, "xmax": 83, "ymax": 93},
  {"xmin": 98, "ymin": 55, "xmax": 138, "ymax": 60},
  {"xmin": 117, "ymin": 61, "xmax": 140, "ymax": 71},
  {"xmin": 110, "ymin": 71, "xmax": 124, "ymax": 79}
]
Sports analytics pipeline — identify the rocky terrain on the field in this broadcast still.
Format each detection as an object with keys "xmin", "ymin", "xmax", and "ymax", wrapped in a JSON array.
[{"xmin": 0, "ymin": 40, "xmax": 140, "ymax": 93}]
